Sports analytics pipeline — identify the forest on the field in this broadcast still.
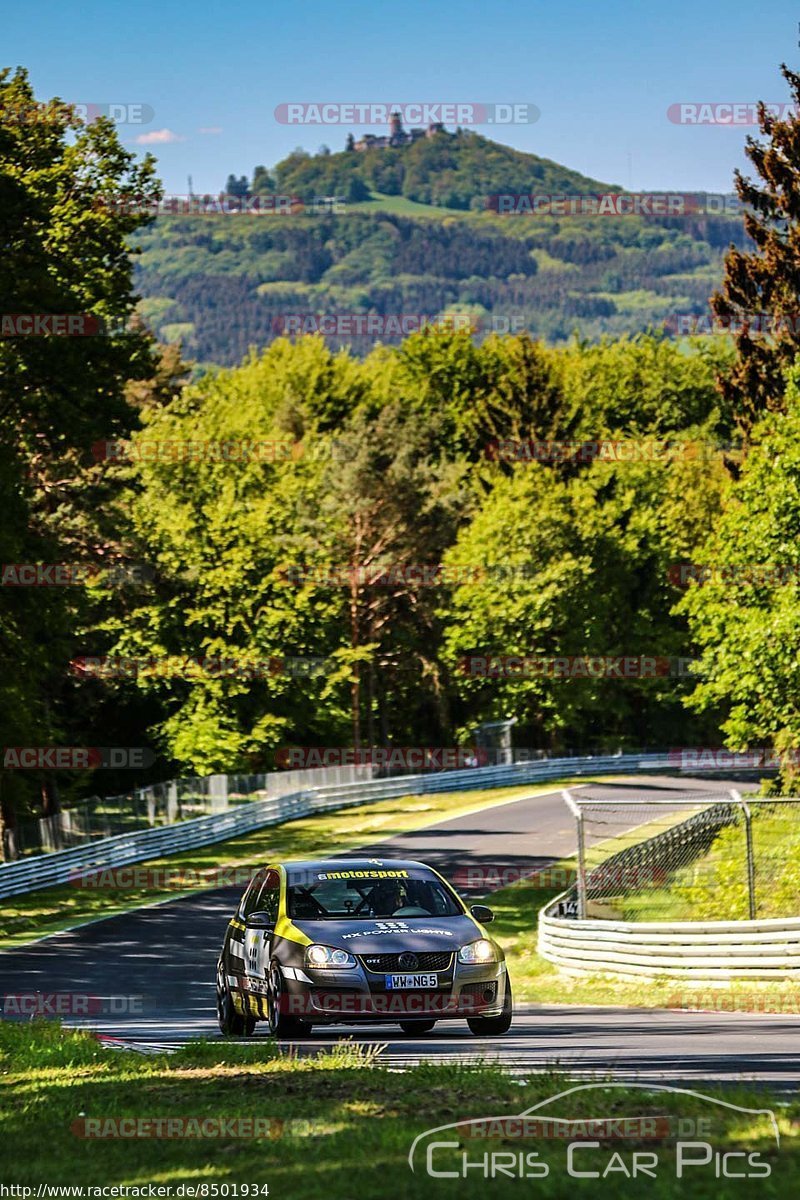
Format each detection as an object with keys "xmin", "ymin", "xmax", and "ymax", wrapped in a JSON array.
[
  {"xmin": 134, "ymin": 203, "xmax": 749, "ymax": 368},
  {"xmin": 3, "ymin": 64, "xmax": 800, "ymax": 842}
]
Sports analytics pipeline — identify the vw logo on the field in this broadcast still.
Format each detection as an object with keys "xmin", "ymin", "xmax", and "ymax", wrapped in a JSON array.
[{"xmin": 399, "ymin": 951, "xmax": 418, "ymax": 970}]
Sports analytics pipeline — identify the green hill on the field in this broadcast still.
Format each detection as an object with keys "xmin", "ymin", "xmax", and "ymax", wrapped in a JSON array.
[
  {"xmin": 258, "ymin": 128, "xmax": 616, "ymax": 211},
  {"xmin": 132, "ymin": 133, "xmax": 749, "ymax": 368}
]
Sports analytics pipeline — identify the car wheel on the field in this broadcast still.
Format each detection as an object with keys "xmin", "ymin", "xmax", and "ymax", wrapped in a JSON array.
[
  {"xmin": 267, "ymin": 961, "xmax": 310, "ymax": 1039},
  {"xmin": 216, "ymin": 960, "xmax": 255, "ymax": 1037},
  {"xmin": 398, "ymin": 1020, "xmax": 437, "ymax": 1035},
  {"xmin": 467, "ymin": 975, "xmax": 513, "ymax": 1036}
]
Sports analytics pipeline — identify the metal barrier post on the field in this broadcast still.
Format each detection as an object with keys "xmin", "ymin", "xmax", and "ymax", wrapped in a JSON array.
[
  {"xmin": 731, "ymin": 789, "xmax": 756, "ymax": 920},
  {"xmin": 562, "ymin": 789, "xmax": 587, "ymax": 918}
]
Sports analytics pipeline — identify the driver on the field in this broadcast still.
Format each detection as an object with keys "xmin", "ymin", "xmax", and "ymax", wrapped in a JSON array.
[{"xmin": 367, "ymin": 879, "xmax": 410, "ymax": 916}]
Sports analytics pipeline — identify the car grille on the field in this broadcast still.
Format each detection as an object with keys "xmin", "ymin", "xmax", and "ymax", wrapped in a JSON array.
[{"xmin": 360, "ymin": 951, "xmax": 453, "ymax": 973}]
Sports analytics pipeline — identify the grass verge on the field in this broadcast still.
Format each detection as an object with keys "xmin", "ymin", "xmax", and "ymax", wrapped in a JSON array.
[
  {"xmin": 1, "ymin": 1022, "xmax": 796, "ymax": 1197},
  {"xmin": 620, "ymin": 803, "xmax": 800, "ymax": 922}
]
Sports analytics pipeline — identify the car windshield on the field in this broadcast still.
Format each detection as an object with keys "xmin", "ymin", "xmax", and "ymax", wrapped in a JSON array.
[{"xmin": 286, "ymin": 869, "xmax": 462, "ymax": 920}]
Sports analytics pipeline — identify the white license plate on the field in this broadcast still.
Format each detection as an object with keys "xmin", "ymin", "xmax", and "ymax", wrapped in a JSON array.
[{"xmin": 385, "ymin": 973, "xmax": 438, "ymax": 989}]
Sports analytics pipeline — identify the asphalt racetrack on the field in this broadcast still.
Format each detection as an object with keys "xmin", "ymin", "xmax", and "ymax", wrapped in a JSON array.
[{"xmin": 3, "ymin": 774, "xmax": 794, "ymax": 1089}]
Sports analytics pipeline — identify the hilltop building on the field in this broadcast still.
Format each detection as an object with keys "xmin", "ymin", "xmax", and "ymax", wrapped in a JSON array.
[{"xmin": 351, "ymin": 112, "xmax": 445, "ymax": 151}]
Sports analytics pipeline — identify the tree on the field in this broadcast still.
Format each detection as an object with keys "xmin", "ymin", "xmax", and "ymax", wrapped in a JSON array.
[
  {"xmin": 712, "ymin": 64, "xmax": 800, "ymax": 435},
  {"xmin": 346, "ymin": 175, "xmax": 370, "ymax": 202},
  {"xmin": 225, "ymin": 173, "xmax": 250, "ymax": 197},
  {"xmin": 441, "ymin": 450, "xmax": 728, "ymax": 750},
  {"xmin": 251, "ymin": 165, "xmax": 275, "ymax": 194},
  {"xmin": 312, "ymin": 404, "xmax": 472, "ymax": 747},
  {"xmin": 680, "ymin": 361, "xmax": 800, "ymax": 786},
  {"xmin": 105, "ymin": 338, "xmax": 367, "ymax": 772},
  {"xmin": 0, "ymin": 68, "xmax": 162, "ymax": 852}
]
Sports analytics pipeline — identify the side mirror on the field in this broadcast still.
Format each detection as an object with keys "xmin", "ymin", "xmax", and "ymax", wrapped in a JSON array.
[
  {"xmin": 248, "ymin": 911, "xmax": 275, "ymax": 931},
  {"xmin": 470, "ymin": 903, "xmax": 494, "ymax": 924}
]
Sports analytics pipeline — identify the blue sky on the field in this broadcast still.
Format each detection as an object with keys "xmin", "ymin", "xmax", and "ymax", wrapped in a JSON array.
[{"xmin": 5, "ymin": 0, "xmax": 799, "ymax": 194}]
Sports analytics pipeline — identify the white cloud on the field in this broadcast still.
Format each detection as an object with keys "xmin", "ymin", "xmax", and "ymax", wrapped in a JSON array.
[
  {"xmin": 198, "ymin": 126, "xmax": 223, "ymax": 135},
  {"xmin": 135, "ymin": 128, "xmax": 186, "ymax": 145}
]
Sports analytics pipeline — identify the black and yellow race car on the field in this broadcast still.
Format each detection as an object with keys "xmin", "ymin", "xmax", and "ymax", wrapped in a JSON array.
[{"xmin": 216, "ymin": 858, "xmax": 512, "ymax": 1038}]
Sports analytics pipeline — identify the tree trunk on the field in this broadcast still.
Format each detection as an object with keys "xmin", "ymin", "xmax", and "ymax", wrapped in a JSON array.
[
  {"xmin": 40, "ymin": 774, "xmax": 60, "ymax": 817},
  {"xmin": 366, "ymin": 661, "xmax": 376, "ymax": 748},
  {"xmin": 0, "ymin": 777, "xmax": 19, "ymax": 862},
  {"xmin": 350, "ymin": 576, "xmax": 361, "ymax": 750}
]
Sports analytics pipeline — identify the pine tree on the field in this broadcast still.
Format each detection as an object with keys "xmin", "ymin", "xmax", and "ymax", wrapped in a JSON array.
[{"xmin": 712, "ymin": 64, "xmax": 800, "ymax": 435}]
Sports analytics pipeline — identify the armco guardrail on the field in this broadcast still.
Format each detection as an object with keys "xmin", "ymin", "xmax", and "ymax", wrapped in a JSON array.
[
  {"xmin": 0, "ymin": 751, "xmax": 674, "ymax": 899},
  {"xmin": 538, "ymin": 909, "xmax": 800, "ymax": 980}
]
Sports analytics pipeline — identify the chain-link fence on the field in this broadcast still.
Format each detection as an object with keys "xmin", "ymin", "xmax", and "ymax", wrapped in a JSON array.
[
  {"xmin": 4, "ymin": 746, "xmax": 779, "ymax": 865},
  {"xmin": 3, "ymin": 764, "xmax": 379, "ymax": 860},
  {"xmin": 8, "ymin": 748, "xmax": 626, "ymax": 861},
  {"xmin": 559, "ymin": 791, "xmax": 800, "ymax": 921}
]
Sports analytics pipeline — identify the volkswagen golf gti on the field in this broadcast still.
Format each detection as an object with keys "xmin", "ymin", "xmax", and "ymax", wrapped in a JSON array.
[{"xmin": 216, "ymin": 858, "xmax": 513, "ymax": 1038}]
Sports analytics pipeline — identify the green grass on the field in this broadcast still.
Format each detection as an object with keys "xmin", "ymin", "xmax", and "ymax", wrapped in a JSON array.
[
  {"xmin": 1, "ymin": 1022, "xmax": 796, "ymax": 1196},
  {"xmin": 591, "ymin": 288, "xmax": 684, "ymax": 314},
  {"xmin": 532, "ymin": 248, "xmax": 580, "ymax": 273},
  {"xmin": 620, "ymin": 804, "xmax": 800, "ymax": 923},
  {"xmin": 0, "ymin": 780, "xmax": 584, "ymax": 951},
  {"xmin": 348, "ymin": 191, "xmax": 470, "ymax": 218},
  {"xmin": 492, "ymin": 866, "xmax": 687, "ymax": 1008}
]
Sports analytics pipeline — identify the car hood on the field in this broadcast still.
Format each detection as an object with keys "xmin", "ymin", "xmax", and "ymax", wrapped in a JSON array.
[{"xmin": 292, "ymin": 913, "xmax": 483, "ymax": 954}]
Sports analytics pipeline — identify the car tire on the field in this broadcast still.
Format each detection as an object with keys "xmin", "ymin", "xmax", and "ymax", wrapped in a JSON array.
[
  {"xmin": 467, "ymin": 975, "xmax": 513, "ymax": 1036},
  {"xmin": 398, "ymin": 1020, "xmax": 437, "ymax": 1035},
  {"xmin": 267, "ymin": 961, "xmax": 311, "ymax": 1039},
  {"xmin": 216, "ymin": 960, "xmax": 255, "ymax": 1037}
]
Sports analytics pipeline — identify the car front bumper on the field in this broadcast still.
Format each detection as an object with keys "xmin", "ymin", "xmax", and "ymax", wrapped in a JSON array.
[{"xmin": 279, "ymin": 958, "xmax": 509, "ymax": 1025}]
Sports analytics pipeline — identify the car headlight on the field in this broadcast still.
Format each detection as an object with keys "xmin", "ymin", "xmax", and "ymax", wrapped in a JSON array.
[
  {"xmin": 304, "ymin": 944, "xmax": 357, "ymax": 969},
  {"xmin": 458, "ymin": 938, "xmax": 497, "ymax": 964}
]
